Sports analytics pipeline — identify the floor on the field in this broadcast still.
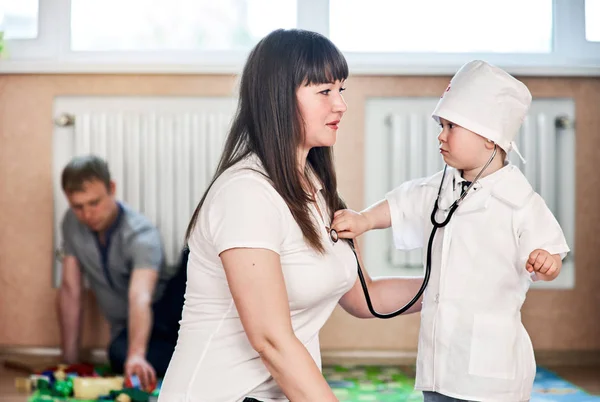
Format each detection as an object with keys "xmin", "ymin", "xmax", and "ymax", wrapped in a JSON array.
[
  {"xmin": 1, "ymin": 365, "xmax": 32, "ymax": 402},
  {"xmin": 550, "ymin": 366, "xmax": 600, "ymax": 394},
  {"xmin": 1, "ymin": 363, "xmax": 598, "ymax": 401}
]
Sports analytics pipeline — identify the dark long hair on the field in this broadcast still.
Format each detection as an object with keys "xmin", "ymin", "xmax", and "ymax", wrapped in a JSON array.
[{"xmin": 185, "ymin": 29, "xmax": 349, "ymax": 253}]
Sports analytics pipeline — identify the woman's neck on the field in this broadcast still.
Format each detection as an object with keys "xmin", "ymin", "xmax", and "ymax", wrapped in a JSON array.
[
  {"xmin": 297, "ymin": 147, "xmax": 312, "ymax": 192},
  {"xmin": 297, "ymin": 146, "xmax": 310, "ymax": 172}
]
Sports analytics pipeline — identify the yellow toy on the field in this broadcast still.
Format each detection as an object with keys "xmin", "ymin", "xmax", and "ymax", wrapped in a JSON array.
[
  {"xmin": 115, "ymin": 393, "xmax": 133, "ymax": 402},
  {"xmin": 72, "ymin": 376, "xmax": 124, "ymax": 399}
]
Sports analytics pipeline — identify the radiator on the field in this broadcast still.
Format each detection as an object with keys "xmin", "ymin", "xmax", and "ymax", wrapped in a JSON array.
[
  {"xmin": 52, "ymin": 96, "xmax": 237, "ymax": 286},
  {"xmin": 364, "ymin": 98, "xmax": 576, "ymax": 289}
]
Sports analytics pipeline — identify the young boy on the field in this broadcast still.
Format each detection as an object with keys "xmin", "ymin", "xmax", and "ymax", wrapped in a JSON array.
[{"xmin": 332, "ymin": 60, "xmax": 570, "ymax": 401}]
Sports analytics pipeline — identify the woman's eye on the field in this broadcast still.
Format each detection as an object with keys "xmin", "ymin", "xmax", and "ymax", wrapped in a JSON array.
[
  {"xmin": 340, "ymin": 87, "xmax": 346, "ymax": 93},
  {"xmin": 320, "ymin": 89, "xmax": 331, "ymax": 95}
]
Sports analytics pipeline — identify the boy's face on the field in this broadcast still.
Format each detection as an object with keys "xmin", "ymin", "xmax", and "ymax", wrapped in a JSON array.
[{"xmin": 437, "ymin": 118, "xmax": 493, "ymax": 171}]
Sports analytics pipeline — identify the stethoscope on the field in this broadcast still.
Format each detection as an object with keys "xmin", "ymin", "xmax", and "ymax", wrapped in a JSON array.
[{"xmin": 329, "ymin": 145, "xmax": 498, "ymax": 319}]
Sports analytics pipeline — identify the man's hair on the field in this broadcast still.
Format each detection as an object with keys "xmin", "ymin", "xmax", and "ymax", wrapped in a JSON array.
[{"xmin": 61, "ymin": 155, "xmax": 111, "ymax": 193}]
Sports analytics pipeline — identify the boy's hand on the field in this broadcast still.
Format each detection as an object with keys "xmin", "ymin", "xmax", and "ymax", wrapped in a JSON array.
[
  {"xmin": 331, "ymin": 209, "xmax": 371, "ymax": 239},
  {"xmin": 526, "ymin": 249, "xmax": 561, "ymax": 281}
]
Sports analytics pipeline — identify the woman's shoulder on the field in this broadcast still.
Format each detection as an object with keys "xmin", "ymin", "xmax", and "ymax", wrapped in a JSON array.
[
  {"xmin": 213, "ymin": 154, "xmax": 272, "ymax": 190},
  {"xmin": 206, "ymin": 154, "xmax": 283, "ymax": 208}
]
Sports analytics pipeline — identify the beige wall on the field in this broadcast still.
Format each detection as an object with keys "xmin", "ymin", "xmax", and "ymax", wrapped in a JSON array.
[{"xmin": 1, "ymin": 74, "xmax": 599, "ymax": 353}]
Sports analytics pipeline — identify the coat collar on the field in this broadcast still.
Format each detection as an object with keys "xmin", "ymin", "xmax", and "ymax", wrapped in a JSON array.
[{"xmin": 421, "ymin": 162, "xmax": 533, "ymax": 215}]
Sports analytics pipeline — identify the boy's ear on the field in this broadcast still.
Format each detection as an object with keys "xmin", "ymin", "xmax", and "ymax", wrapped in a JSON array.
[{"xmin": 484, "ymin": 139, "xmax": 496, "ymax": 150}]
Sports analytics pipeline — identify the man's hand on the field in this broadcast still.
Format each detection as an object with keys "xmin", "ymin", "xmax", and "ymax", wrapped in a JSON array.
[
  {"xmin": 526, "ymin": 249, "xmax": 561, "ymax": 281},
  {"xmin": 126, "ymin": 269, "xmax": 158, "ymax": 391},
  {"xmin": 331, "ymin": 209, "xmax": 371, "ymax": 239},
  {"xmin": 125, "ymin": 354, "xmax": 157, "ymax": 391}
]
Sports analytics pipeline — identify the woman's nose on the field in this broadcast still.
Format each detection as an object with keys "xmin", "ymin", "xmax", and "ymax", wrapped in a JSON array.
[{"xmin": 332, "ymin": 94, "xmax": 347, "ymax": 113}]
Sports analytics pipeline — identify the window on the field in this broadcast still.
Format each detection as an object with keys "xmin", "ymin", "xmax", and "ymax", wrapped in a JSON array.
[
  {"xmin": 330, "ymin": 0, "xmax": 553, "ymax": 53},
  {"xmin": 0, "ymin": 0, "xmax": 598, "ymax": 75},
  {"xmin": 0, "ymin": 0, "xmax": 38, "ymax": 39},
  {"xmin": 586, "ymin": 0, "xmax": 600, "ymax": 42},
  {"xmin": 71, "ymin": 0, "xmax": 296, "ymax": 51}
]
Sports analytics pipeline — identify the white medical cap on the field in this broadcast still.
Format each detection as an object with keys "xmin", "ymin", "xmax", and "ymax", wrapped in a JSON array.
[{"xmin": 432, "ymin": 60, "xmax": 532, "ymax": 159}]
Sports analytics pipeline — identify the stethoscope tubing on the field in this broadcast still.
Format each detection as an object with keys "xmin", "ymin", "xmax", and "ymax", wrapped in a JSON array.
[{"xmin": 334, "ymin": 145, "xmax": 497, "ymax": 319}]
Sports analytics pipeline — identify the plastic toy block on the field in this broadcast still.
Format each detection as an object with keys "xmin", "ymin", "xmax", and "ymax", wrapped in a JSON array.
[
  {"xmin": 15, "ymin": 377, "xmax": 32, "ymax": 393},
  {"xmin": 109, "ymin": 388, "xmax": 151, "ymax": 402},
  {"xmin": 115, "ymin": 393, "xmax": 132, "ymax": 402},
  {"xmin": 72, "ymin": 376, "xmax": 124, "ymax": 399}
]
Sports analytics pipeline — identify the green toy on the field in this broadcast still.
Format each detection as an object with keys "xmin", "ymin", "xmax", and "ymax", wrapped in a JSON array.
[
  {"xmin": 109, "ymin": 388, "xmax": 151, "ymax": 402},
  {"xmin": 93, "ymin": 364, "xmax": 113, "ymax": 377},
  {"xmin": 36, "ymin": 378, "xmax": 51, "ymax": 391},
  {"xmin": 53, "ymin": 379, "xmax": 74, "ymax": 397}
]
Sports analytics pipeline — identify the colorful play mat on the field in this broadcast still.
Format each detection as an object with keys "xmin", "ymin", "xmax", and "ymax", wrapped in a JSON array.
[
  {"xmin": 323, "ymin": 365, "xmax": 600, "ymax": 402},
  {"xmin": 21, "ymin": 363, "xmax": 599, "ymax": 401}
]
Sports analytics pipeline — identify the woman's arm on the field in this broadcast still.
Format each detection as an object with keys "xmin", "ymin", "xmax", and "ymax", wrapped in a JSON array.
[
  {"xmin": 338, "ymin": 244, "xmax": 424, "ymax": 319},
  {"xmin": 221, "ymin": 247, "xmax": 338, "ymax": 402}
]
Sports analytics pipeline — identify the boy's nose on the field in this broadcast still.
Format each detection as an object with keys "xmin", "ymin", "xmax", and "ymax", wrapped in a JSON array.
[{"xmin": 438, "ymin": 130, "xmax": 447, "ymax": 143}]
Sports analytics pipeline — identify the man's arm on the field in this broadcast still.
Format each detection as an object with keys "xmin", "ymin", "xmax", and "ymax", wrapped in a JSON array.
[
  {"xmin": 126, "ymin": 268, "xmax": 158, "ymax": 388},
  {"xmin": 56, "ymin": 256, "xmax": 83, "ymax": 363}
]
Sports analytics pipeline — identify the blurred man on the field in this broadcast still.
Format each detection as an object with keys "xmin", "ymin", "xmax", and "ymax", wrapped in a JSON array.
[{"xmin": 57, "ymin": 155, "xmax": 187, "ymax": 390}]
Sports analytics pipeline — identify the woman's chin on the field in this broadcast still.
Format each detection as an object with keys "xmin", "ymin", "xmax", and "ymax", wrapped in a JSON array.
[{"xmin": 322, "ymin": 133, "xmax": 337, "ymax": 147}]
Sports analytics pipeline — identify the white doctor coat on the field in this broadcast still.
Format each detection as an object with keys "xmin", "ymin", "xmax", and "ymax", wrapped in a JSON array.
[{"xmin": 385, "ymin": 163, "xmax": 569, "ymax": 402}]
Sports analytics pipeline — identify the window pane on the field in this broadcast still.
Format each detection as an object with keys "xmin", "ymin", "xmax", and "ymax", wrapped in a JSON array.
[
  {"xmin": 586, "ymin": 0, "xmax": 600, "ymax": 42},
  {"xmin": 330, "ymin": 0, "xmax": 552, "ymax": 53},
  {"xmin": 0, "ymin": 0, "xmax": 38, "ymax": 39},
  {"xmin": 71, "ymin": 0, "xmax": 296, "ymax": 51}
]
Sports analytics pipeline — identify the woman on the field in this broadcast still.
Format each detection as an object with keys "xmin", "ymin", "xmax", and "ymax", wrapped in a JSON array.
[{"xmin": 158, "ymin": 28, "xmax": 423, "ymax": 402}]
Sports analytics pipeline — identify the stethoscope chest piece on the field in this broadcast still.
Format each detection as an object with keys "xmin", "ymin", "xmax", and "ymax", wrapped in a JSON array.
[{"xmin": 329, "ymin": 228, "xmax": 339, "ymax": 243}]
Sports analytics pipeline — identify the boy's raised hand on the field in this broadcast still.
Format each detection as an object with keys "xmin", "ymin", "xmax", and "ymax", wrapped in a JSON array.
[
  {"xmin": 526, "ymin": 249, "xmax": 561, "ymax": 281},
  {"xmin": 331, "ymin": 209, "xmax": 371, "ymax": 239}
]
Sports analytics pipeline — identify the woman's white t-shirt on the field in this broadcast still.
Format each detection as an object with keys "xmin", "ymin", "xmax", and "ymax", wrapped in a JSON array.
[{"xmin": 158, "ymin": 154, "xmax": 357, "ymax": 402}]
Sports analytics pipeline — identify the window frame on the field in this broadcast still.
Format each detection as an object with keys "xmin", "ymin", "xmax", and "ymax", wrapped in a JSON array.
[{"xmin": 1, "ymin": 0, "xmax": 599, "ymax": 75}]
